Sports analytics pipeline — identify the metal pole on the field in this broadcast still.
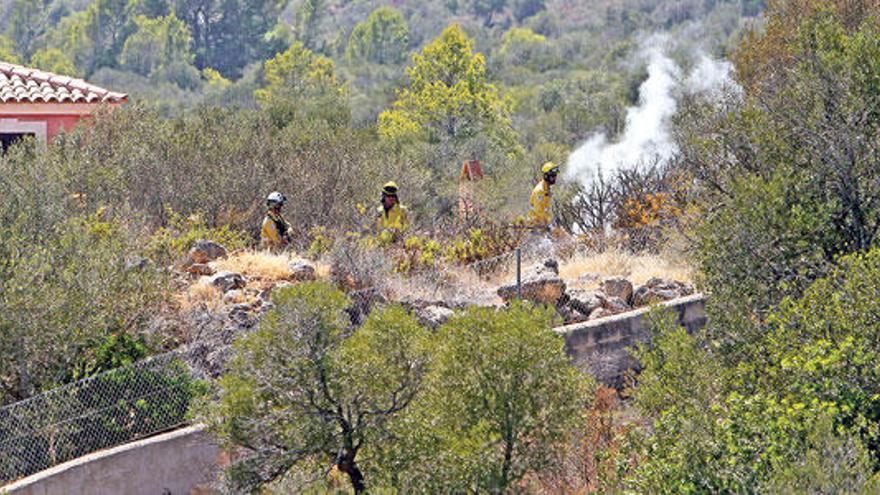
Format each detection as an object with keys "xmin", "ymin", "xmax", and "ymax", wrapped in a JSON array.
[{"xmin": 516, "ymin": 248, "xmax": 522, "ymax": 299}]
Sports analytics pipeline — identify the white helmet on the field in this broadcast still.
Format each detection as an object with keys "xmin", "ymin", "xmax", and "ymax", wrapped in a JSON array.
[{"xmin": 267, "ymin": 191, "xmax": 285, "ymax": 205}]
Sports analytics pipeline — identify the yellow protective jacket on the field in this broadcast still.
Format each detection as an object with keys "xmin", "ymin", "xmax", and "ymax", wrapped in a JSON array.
[
  {"xmin": 261, "ymin": 211, "xmax": 291, "ymax": 249},
  {"xmin": 376, "ymin": 204, "xmax": 409, "ymax": 233},
  {"xmin": 528, "ymin": 179, "xmax": 552, "ymax": 227}
]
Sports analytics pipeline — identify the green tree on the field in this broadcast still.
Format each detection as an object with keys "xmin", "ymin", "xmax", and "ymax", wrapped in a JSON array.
[
  {"xmin": 627, "ymin": 309, "xmax": 875, "ymax": 493},
  {"xmin": 119, "ymin": 14, "xmax": 193, "ymax": 76},
  {"xmin": 29, "ymin": 47, "xmax": 77, "ymax": 75},
  {"xmin": 379, "ymin": 24, "xmax": 517, "ymax": 152},
  {"xmin": 6, "ymin": 0, "xmax": 48, "ymax": 58},
  {"xmin": 676, "ymin": 1, "xmax": 880, "ymax": 362},
  {"xmin": 49, "ymin": 0, "xmax": 135, "ymax": 76},
  {"xmin": 0, "ymin": 35, "xmax": 21, "ymax": 63},
  {"xmin": 347, "ymin": 7, "xmax": 409, "ymax": 65},
  {"xmin": 200, "ymin": 283, "xmax": 429, "ymax": 493},
  {"xmin": 173, "ymin": 0, "xmax": 285, "ymax": 77},
  {"xmin": 384, "ymin": 303, "xmax": 590, "ymax": 492},
  {"xmin": 255, "ymin": 41, "xmax": 348, "ymax": 127},
  {"xmin": 498, "ymin": 27, "xmax": 552, "ymax": 70},
  {"xmin": 468, "ymin": 0, "xmax": 507, "ymax": 27},
  {"xmin": 512, "ymin": 0, "xmax": 545, "ymax": 22},
  {"xmin": 295, "ymin": 0, "xmax": 324, "ymax": 50}
]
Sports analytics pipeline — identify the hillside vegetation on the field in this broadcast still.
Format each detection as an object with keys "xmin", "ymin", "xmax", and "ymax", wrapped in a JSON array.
[{"xmin": 6, "ymin": 0, "xmax": 880, "ymax": 492}]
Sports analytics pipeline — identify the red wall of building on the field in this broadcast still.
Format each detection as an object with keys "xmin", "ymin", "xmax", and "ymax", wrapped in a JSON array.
[{"xmin": 0, "ymin": 114, "xmax": 89, "ymax": 142}]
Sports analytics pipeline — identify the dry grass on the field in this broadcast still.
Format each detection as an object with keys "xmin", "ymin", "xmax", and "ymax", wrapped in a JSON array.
[
  {"xmin": 176, "ymin": 281, "xmax": 223, "ymax": 311},
  {"xmin": 559, "ymin": 248, "xmax": 692, "ymax": 289},
  {"xmin": 212, "ymin": 250, "xmax": 331, "ymax": 282},
  {"xmin": 212, "ymin": 251, "xmax": 293, "ymax": 281}
]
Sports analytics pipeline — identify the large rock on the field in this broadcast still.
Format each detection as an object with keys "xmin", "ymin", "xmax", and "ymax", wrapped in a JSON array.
[
  {"xmin": 632, "ymin": 277, "xmax": 695, "ymax": 307},
  {"xmin": 602, "ymin": 296, "xmax": 631, "ymax": 314},
  {"xmin": 189, "ymin": 240, "xmax": 228, "ymax": 264},
  {"xmin": 288, "ymin": 260, "xmax": 317, "ymax": 282},
  {"xmin": 566, "ymin": 289, "xmax": 605, "ymax": 317},
  {"xmin": 600, "ymin": 277, "xmax": 633, "ymax": 303},
  {"xmin": 497, "ymin": 259, "xmax": 566, "ymax": 305},
  {"xmin": 416, "ymin": 305, "xmax": 455, "ymax": 329},
  {"xmin": 209, "ymin": 271, "xmax": 246, "ymax": 292}
]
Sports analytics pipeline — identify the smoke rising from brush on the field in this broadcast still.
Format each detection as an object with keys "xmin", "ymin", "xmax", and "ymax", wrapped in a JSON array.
[{"xmin": 565, "ymin": 45, "xmax": 736, "ymax": 186}]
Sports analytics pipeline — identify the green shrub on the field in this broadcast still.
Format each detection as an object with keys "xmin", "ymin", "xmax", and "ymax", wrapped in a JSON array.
[{"xmin": 145, "ymin": 209, "xmax": 250, "ymax": 265}]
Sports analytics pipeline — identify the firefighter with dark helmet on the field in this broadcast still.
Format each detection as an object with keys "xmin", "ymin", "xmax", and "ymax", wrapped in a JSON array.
[
  {"xmin": 528, "ymin": 162, "xmax": 559, "ymax": 228},
  {"xmin": 376, "ymin": 181, "xmax": 409, "ymax": 234}
]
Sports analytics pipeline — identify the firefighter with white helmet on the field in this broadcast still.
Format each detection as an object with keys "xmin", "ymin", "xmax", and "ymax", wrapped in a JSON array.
[{"xmin": 261, "ymin": 191, "xmax": 292, "ymax": 250}]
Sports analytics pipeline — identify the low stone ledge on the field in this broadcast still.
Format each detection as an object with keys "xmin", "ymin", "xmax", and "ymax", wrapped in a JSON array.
[{"xmin": 555, "ymin": 294, "xmax": 707, "ymax": 387}]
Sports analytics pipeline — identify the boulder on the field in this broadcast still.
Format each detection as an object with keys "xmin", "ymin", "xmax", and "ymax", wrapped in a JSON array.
[
  {"xmin": 600, "ymin": 277, "xmax": 633, "ymax": 303},
  {"xmin": 566, "ymin": 289, "xmax": 605, "ymax": 317},
  {"xmin": 557, "ymin": 304, "xmax": 589, "ymax": 325},
  {"xmin": 632, "ymin": 278, "xmax": 695, "ymax": 307},
  {"xmin": 209, "ymin": 271, "xmax": 246, "ymax": 292},
  {"xmin": 288, "ymin": 260, "xmax": 317, "ymax": 282},
  {"xmin": 189, "ymin": 240, "xmax": 228, "ymax": 264},
  {"xmin": 416, "ymin": 305, "xmax": 455, "ymax": 328},
  {"xmin": 498, "ymin": 272, "xmax": 566, "ymax": 305},
  {"xmin": 602, "ymin": 296, "xmax": 630, "ymax": 314},
  {"xmin": 187, "ymin": 263, "xmax": 215, "ymax": 276},
  {"xmin": 539, "ymin": 258, "xmax": 560, "ymax": 275}
]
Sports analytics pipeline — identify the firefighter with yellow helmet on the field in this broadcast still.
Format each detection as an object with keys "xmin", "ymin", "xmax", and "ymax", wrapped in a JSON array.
[
  {"xmin": 528, "ymin": 162, "xmax": 559, "ymax": 228},
  {"xmin": 377, "ymin": 181, "xmax": 409, "ymax": 234}
]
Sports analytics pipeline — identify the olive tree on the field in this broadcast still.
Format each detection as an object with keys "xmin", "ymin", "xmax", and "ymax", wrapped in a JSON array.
[
  {"xmin": 201, "ymin": 282, "xmax": 429, "ymax": 493},
  {"xmin": 382, "ymin": 302, "xmax": 592, "ymax": 492}
]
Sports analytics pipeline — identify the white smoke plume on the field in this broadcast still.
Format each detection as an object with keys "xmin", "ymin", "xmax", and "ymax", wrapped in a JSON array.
[{"xmin": 565, "ymin": 45, "xmax": 736, "ymax": 186}]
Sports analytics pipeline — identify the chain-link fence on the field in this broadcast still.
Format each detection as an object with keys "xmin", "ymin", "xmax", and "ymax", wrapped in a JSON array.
[{"xmin": 0, "ymin": 350, "xmax": 198, "ymax": 483}]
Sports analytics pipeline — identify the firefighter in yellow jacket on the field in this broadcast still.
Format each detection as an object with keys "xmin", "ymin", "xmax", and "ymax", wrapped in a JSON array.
[
  {"xmin": 377, "ymin": 181, "xmax": 409, "ymax": 235},
  {"xmin": 261, "ymin": 191, "xmax": 292, "ymax": 250},
  {"xmin": 528, "ymin": 162, "xmax": 559, "ymax": 228}
]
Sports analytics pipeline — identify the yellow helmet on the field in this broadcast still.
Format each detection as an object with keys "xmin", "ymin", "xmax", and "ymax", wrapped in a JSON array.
[
  {"xmin": 382, "ymin": 181, "xmax": 399, "ymax": 195},
  {"xmin": 542, "ymin": 162, "xmax": 559, "ymax": 175}
]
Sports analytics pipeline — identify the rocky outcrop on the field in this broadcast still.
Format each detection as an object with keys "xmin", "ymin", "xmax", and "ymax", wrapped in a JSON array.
[
  {"xmin": 188, "ymin": 240, "xmax": 227, "ymax": 265},
  {"xmin": 288, "ymin": 260, "xmax": 317, "ymax": 282},
  {"xmin": 600, "ymin": 277, "xmax": 633, "ymax": 304},
  {"xmin": 632, "ymin": 278, "xmax": 694, "ymax": 307},
  {"xmin": 566, "ymin": 289, "xmax": 605, "ymax": 317},
  {"xmin": 416, "ymin": 305, "xmax": 455, "ymax": 328},
  {"xmin": 497, "ymin": 259, "xmax": 567, "ymax": 305},
  {"xmin": 208, "ymin": 271, "xmax": 246, "ymax": 292}
]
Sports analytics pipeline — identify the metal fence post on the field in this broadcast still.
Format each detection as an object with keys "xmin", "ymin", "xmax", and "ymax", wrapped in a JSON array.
[{"xmin": 516, "ymin": 248, "xmax": 522, "ymax": 299}]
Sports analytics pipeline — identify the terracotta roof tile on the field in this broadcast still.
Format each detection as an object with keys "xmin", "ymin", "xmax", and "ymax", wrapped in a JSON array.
[{"xmin": 0, "ymin": 61, "xmax": 127, "ymax": 104}]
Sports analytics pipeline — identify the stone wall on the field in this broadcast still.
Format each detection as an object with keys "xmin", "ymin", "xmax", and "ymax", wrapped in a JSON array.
[
  {"xmin": 1, "ymin": 425, "xmax": 220, "ymax": 495},
  {"xmin": 555, "ymin": 294, "xmax": 707, "ymax": 387}
]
